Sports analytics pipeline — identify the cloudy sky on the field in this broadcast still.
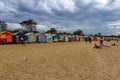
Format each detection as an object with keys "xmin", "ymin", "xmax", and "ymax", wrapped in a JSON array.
[{"xmin": 0, "ymin": 0, "xmax": 120, "ymax": 35}]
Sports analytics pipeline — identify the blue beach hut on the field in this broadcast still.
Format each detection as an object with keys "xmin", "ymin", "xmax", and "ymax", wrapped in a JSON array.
[
  {"xmin": 13, "ymin": 32, "xmax": 25, "ymax": 44},
  {"xmin": 69, "ymin": 35, "xmax": 72, "ymax": 42},
  {"xmin": 52, "ymin": 34, "xmax": 59, "ymax": 42}
]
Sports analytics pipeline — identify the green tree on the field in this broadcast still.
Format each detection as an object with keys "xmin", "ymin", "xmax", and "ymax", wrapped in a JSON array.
[
  {"xmin": 98, "ymin": 32, "xmax": 101, "ymax": 37},
  {"xmin": 45, "ymin": 28, "xmax": 57, "ymax": 34},
  {"xmin": 0, "ymin": 21, "xmax": 8, "ymax": 31},
  {"xmin": 20, "ymin": 19, "xmax": 37, "ymax": 31},
  {"xmin": 73, "ymin": 29, "xmax": 84, "ymax": 36}
]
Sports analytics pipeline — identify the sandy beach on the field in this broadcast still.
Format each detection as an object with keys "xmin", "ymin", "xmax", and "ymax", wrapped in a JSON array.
[{"xmin": 0, "ymin": 41, "xmax": 120, "ymax": 80}]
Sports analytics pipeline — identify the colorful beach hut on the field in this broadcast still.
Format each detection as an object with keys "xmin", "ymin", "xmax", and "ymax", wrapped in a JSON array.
[
  {"xmin": 0, "ymin": 31, "xmax": 13, "ymax": 43},
  {"xmin": 13, "ymin": 32, "xmax": 25, "ymax": 44},
  {"xmin": 37, "ymin": 33, "xmax": 46, "ymax": 43},
  {"xmin": 25, "ymin": 32, "xmax": 37, "ymax": 43},
  {"xmin": 72, "ymin": 35, "xmax": 75, "ymax": 41},
  {"xmin": 80, "ymin": 36, "xmax": 85, "ymax": 41},
  {"xmin": 52, "ymin": 34, "xmax": 59, "ymax": 42},
  {"xmin": 45, "ymin": 34, "xmax": 53, "ymax": 43},
  {"xmin": 74, "ymin": 35, "xmax": 79, "ymax": 41},
  {"xmin": 69, "ymin": 35, "xmax": 72, "ymax": 42},
  {"xmin": 64, "ymin": 34, "xmax": 69, "ymax": 42},
  {"xmin": 59, "ymin": 34, "xmax": 64, "ymax": 42}
]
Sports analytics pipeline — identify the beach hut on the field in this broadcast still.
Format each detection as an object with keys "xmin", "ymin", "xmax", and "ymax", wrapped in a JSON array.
[
  {"xmin": 59, "ymin": 34, "xmax": 64, "ymax": 42},
  {"xmin": 72, "ymin": 35, "xmax": 75, "ymax": 41},
  {"xmin": 13, "ymin": 32, "xmax": 26, "ymax": 44},
  {"xmin": 45, "ymin": 34, "xmax": 53, "ymax": 43},
  {"xmin": 52, "ymin": 34, "xmax": 59, "ymax": 42},
  {"xmin": 0, "ymin": 31, "xmax": 13, "ymax": 43},
  {"xmin": 64, "ymin": 34, "xmax": 69, "ymax": 42},
  {"xmin": 69, "ymin": 35, "xmax": 72, "ymax": 42},
  {"xmin": 37, "ymin": 33, "xmax": 46, "ymax": 43},
  {"xmin": 80, "ymin": 36, "xmax": 85, "ymax": 41},
  {"xmin": 25, "ymin": 32, "xmax": 37, "ymax": 43},
  {"xmin": 74, "ymin": 35, "xmax": 79, "ymax": 41}
]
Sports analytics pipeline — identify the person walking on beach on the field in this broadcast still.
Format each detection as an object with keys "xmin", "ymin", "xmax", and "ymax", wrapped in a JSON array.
[
  {"xmin": 85, "ymin": 37, "xmax": 88, "ymax": 44},
  {"xmin": 99, "ymin": 37, "xmax": 103, "ymax": 48},
  {"xmin": 88, "ymin": 37, "xmax": 92, "ymax": 43}
]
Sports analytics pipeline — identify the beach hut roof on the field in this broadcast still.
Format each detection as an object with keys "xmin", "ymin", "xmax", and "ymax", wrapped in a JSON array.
[
  {"xmin": 52, "ymin": 34, "xmax": 59, "ymax": 36},
  {"xmin": 25, "ymin": 32, "xmax": 34, "ymax": 35},
  {"xmin": 0, "ymin": 31, "xmax": 12, "ymax": 35},
  {"xmin": 45, "ymin": 33, "xmax": 52, "ymax": 36},
  {"xmin": 13, "ymin": 32, "xmax": 19, "ymax": 35},
  {"xmin": 36, "ymin": 32, "xmax": 44, "ymax": 34}
]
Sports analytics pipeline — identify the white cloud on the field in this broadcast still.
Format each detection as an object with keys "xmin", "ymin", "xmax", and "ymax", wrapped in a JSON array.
[
  {"xmin": 81, "ymin": 0, "xmax": 94, "ymax": 5},
  {"xmin": 108, "ymin": 20, "xmax": 120, "ymax": 26},
  {"xmin": 0, "ymin": 1, "xmax": 5, "ymax": 10},
  {"xmin": 95, "ymin": 0, "xmax": 109, "ymax": 5},
  {"xmin": 93, "ymin": 0, "xmax": 110, "ymax": 9},
  {"xmin": 107, "ymin": 20, "xmax": 120, "ymax": 33},
  {"xmin": 43, "ymin": 0, "xmax": 77, "ymax": 13},
  {"xmin": 37, "ymin": 24, "xmax": 48, "ymax": 30},
  {"xmin": 92, "ymin": 0, "xmax": 120, "ymax": 10},
  {"xmin": 57, "ymin": 0, "xmax": 77, "ymax": 12},
  {"xmin": 7, "ymin": 23, "xmax": 22, "ymax": 30}
]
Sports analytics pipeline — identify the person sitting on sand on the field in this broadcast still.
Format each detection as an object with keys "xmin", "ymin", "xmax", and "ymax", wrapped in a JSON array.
[
  {"xmin": 93, "ymin": 43, "xmax": 101, "ymax": 49},
  {"xmin": 99, "ymin": 37, "xmax": 111, "ymax": 48},
  {"xmin": 102, "ymin": 44, "xmax": 111, "ymax": 48}
]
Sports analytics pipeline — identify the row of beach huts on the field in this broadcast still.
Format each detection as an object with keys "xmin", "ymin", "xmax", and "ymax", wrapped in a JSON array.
[{"xmin": 0, "ymin": 31, "xmax": 117, "ymax": 44}]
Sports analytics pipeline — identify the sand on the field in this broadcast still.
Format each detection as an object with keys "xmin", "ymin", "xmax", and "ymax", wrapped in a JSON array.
[{"xmin": 0, "ymin": 41, "xmax": 120, "ymax": 80}]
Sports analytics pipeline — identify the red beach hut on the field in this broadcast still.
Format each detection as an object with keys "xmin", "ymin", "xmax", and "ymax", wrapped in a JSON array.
[{"xmin": 0, "ymin": 31, "xmax": 13, "ymax": 43}]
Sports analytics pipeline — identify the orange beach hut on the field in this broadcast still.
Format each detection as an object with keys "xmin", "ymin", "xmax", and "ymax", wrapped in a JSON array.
[{"xmin": 0, "ymin": 31, "xmax": 13, "ymax": 43}]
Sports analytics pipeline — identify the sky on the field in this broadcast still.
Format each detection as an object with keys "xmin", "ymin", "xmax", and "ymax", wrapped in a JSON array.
[{"xmin": 0, "ymin": 0, "xmax": 120, "ymax": 35}]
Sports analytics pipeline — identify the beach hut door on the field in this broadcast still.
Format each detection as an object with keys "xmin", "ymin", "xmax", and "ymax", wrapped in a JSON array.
[{"xmin": 7, "ymin": 35, "xmax": 12, "ymax": 42}]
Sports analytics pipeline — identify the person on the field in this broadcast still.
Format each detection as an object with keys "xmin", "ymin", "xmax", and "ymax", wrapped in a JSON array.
[
  {"xmin": 99, "ymin": 37, "xmax": 103, "ymax": 48},
  {"xmin": 116, "ymin": 39, "xmax": 119, "ymax": 43},
  {"xmin": 20, "ymin": 35, "xmax": 26, "ymax": 46},
  {"xmin": 85, "ymin": 37, "xmax": 88, "ymax": 44},
  {"xmin": 89, "ymin": 37, "xmax": 92, "ymax": 43},
  {"xmin": 111, "ymin": 43, "xmax": 116, "ymax": 46},
  {"xmin": 23, "ymin": 36, "xmax": 27, "ymax": 46},
  {"xmin": 20, "ymin": 37, "xmax": 25, "ymax": 46},
  {"xmin": 100, "ymin": 37, "xmax": 111, "ymax": 48},
  {"xmin": 93, "ymin": 43, "xmax": 101, "ymax": 49}
]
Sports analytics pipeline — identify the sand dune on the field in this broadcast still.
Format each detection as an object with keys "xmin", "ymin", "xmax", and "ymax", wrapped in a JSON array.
[{"xmin": 0, "ymin": 41, "xmax": 120, "ymax": 80}]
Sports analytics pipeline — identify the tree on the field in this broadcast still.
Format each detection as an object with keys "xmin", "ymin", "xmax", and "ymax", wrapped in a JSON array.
[
  {"xmin": 0, "ymin": 21, "xmax": 8, "ymax": 31},
  {"xmin": 73, "ymin": 29, "xmax": 84, "ymax": 36},
  {"xmin": 45, "ymin": 28, "xmax": 57, "ymax": 34},
  {"xmin": 98, "ymin": 32, "xmax": 101, "ymax": 37},
  {"xmin": 94, "ymin": 32, "xmax": 102, "ymax": 37},
  {"xmin": 20, "ymin": 19, "xmax": 37, "ymax": 31},
  {"xmin": 58, "ymin": 32, "xmax": 71, "ymax": 35},
  {"xmin": 118, "ymin": 35, "xmax": 120, "ymax": 38}
]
